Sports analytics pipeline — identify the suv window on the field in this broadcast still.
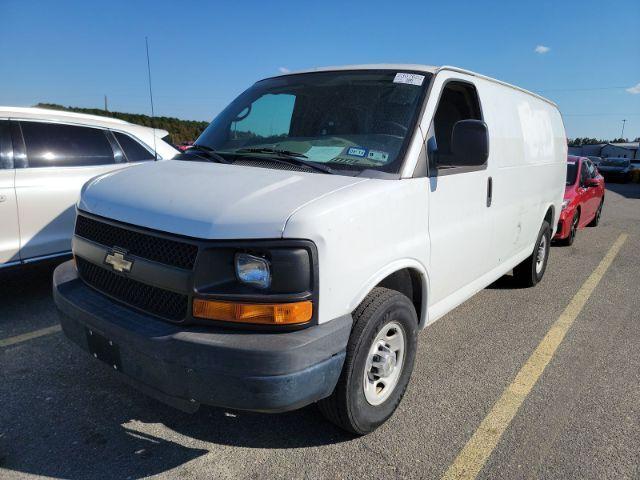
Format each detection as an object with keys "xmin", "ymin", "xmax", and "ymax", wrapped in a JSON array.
[
  {"xmin": 113, "ymin": 132, "xmax": 155, "ymax": 162},
  {"xmin": 584, "ymin": 159, "xmax": 596, "ymax": 178},
  {"xmin": 21, "ymin": 121, "xmax": 115, "ymax": 167},
  {"xmin": 0, "ymin": 120, "xmax": 12, "ymax": 169},
  {"xmin": 431, "ymin": 81, "xmax": 483, "ymax": 168}
]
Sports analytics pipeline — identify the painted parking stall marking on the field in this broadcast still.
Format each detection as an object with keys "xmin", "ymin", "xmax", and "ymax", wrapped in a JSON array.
[
  {"xmin": 0, "ymin": 324, "xmax": 62, "ymax": 348},
  {"xmin": 441, "ymin": 233, "xmax": 628, "ymax": 480}
]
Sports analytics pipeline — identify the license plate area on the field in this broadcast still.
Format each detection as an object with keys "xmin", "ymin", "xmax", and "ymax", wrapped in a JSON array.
[{"xmin": 86, "ymin": 328, "xmax": 122, "ymax": 371}]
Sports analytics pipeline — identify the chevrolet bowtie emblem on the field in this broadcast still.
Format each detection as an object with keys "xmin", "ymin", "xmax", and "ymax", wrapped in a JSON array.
[{"xmin": 104, "ymin": 250, "xmax": 133, "ymax": 273}]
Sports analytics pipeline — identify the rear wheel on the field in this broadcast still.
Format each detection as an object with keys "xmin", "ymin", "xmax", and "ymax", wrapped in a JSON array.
[
  {"xmin": 318, "ymin": 287, "xmax": 418, "ymax": 435},
  {"xmin": 513, "ymin": 220, "xmax": 551, "ymax": 287},
  {"xmin": 587, "ymin": 199, "xmax": 603, "ymax": 227},
  {"xmin": 562, "ymin": 210, "xmax": 579, "ymax": 246}
]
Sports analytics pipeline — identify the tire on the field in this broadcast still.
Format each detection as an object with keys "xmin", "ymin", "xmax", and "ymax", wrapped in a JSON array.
[
  {"xmin": 587, "ymin": 199, "xmax": 603, "ymax": 227},
  {"xmin": 561, "ymin": 210, "xmax": 579, "ymax": 246},
  {"xmin": 513, "ymin": 220, "xmax": 551, "ymax": 287},
  {"xmin": 317, "ymin": 287, "xmax": 418, "ymax": 435}
]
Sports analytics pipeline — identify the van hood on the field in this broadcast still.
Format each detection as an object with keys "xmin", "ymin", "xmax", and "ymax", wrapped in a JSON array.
[{"xmin": 79, "ymin": 160, "xmax": 367, "ymax": 239}]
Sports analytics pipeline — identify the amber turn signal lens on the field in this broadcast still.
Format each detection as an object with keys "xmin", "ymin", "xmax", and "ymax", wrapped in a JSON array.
[{"xmin": 192, "ymin": 299, "xmax": 313, "ymax": 325}]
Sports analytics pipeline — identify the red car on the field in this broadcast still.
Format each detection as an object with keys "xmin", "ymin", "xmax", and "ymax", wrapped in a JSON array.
[
  {"xmin": 176, "ymin": 141, "xmax": 194, "ymax": 152},
  {"xmin": 554, "ymin": 156, "xmax": 605, "ymax": 245}
]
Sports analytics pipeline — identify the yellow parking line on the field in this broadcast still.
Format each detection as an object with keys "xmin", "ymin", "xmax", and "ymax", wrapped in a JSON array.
[
  {"xmin": 442, "ymin": 233, "xmax": 628, "ymax": 480},
  {"xmin": 0, "ymin": 324, "xmax": 62, "ymax": 348}
]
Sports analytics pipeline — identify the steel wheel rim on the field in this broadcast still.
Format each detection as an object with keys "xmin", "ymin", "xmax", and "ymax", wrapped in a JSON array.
[
  {"xmin": 363, "ymin": 321, "xmax": 406, "ymax": 406},
  {"xmin": 536, "ymin": 235, "xmax": 547, "ymax": 274}
]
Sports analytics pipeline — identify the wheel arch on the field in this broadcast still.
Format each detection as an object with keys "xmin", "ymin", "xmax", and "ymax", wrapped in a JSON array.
[
  {"xmin": 543, "ymin": 204, "xmax": 556, "ymax": 236},
  {"xmin": 544, "ymin": 204, "xmax": 555, "ymax": 227},
  {"xmin": 349, "ymin": 260, "xmax": 430, "ymax": 329}
]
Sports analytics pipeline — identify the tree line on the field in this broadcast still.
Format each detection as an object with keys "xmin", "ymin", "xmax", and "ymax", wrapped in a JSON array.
[
  {"xmin": 569, "ymin": 137, "xmax": 640, "ymax": 147},
  {"xmin": 35, "ymin": 103, "xmax": 209, "ymax": 145}
]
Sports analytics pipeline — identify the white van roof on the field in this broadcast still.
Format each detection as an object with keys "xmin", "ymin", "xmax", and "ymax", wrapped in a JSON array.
[{"xmin": 269, "ymin": 64, "xmax": 557, "ymax": 107}]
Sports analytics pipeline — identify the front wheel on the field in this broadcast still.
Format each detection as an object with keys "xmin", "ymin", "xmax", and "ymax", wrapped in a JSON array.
[
  {"xmin": 513, "ymin": 220, "xmax": 551, "ymax": 287},
  {"xmin": 317, "ymin": 287, "xmax": 418, "ymax": 435}
]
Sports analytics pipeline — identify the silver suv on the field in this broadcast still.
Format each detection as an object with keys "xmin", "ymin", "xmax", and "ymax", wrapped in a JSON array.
[{"xmin": 0, "ymin": 107, "xmax": 177, "ymax": 267}]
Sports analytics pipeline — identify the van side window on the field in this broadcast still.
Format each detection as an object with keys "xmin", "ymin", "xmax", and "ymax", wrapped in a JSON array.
[
  {"xmin": 21, "ymin": 121, "xmax": 115, "ymax": 168},
  {"xmin": 113, "ymin": 132, "xmax": 155, "ymax": 162},
  {"xmin": 431, "ymin": 81, "xmax": 483, "ymax": 169}
]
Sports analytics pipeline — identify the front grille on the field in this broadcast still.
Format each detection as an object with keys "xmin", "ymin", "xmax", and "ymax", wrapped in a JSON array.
[
  {"xmin": 76, "ymin": 257, "xmax": 188, "ymax": 322},
  {"xmin": 75, "ymin": 215, "xmax": 198, "ymax": 270}
]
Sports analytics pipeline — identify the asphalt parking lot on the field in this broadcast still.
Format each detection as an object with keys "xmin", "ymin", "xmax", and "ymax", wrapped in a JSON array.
[{"xmin": 1, "ymin": 183, "xmax": 639, "ymax": 480}]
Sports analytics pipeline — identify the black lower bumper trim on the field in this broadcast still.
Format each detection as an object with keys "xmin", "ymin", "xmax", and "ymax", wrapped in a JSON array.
[{"xmin": 53, "ymin": 260, "xmax": 351, "ymax": 413}]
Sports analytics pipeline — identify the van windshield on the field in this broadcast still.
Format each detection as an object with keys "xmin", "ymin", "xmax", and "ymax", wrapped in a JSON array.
[{"xmin": 191, "ymin": 70, "xmax": 431, "ymax": 175}]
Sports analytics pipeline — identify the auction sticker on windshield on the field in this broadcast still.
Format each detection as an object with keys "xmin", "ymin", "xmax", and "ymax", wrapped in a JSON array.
[
  {"xmin": 367, "ymin": 150, "xmax": 389, "ymax": 162},
  {"xmin": 393, "ymin": 73, "xmax": 425, "ymax": 86}
]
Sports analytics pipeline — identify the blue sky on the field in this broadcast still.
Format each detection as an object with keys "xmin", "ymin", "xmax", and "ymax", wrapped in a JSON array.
[{"xmin": 1, "ymin": 0, "xmax": 638, "ymax": 140}]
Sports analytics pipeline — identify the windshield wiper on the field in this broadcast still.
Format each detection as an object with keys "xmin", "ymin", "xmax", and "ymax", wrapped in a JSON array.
[
  {"xmin": 185, "ymin": 144, "xmax": 232, "ymax": 164},
  {"xmin": 234, "ymin": 147, "xmax": 334, "ymax": 174},
  {"xmin": 237, "ymin": 147, "xmax": 309, "ymax": 158}
]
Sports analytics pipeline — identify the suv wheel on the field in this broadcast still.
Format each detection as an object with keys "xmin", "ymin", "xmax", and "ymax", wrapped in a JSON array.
[{"xmin": 318, "ymin": 287, "xmax": 418, "ymax": 435}]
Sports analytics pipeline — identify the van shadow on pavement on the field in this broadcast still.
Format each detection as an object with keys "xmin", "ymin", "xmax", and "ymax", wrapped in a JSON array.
[{"xmin": 0, "ymin": 263, "xmax": 352, "ymax": 479}]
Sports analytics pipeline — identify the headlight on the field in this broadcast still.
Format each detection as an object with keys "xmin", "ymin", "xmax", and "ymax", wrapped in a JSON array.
[
  {"xmin": 561, "ymin": 199, "xmax": 570, "ymax": 211},
  {"xmin": 235, "ymin": 253, "xmax": 271, "ymax": 289}
]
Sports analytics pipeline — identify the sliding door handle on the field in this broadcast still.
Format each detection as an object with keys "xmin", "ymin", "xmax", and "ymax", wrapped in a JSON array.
[{"xmin": 486, "ymin": 176, "xmax": 493, "ymax": 207}]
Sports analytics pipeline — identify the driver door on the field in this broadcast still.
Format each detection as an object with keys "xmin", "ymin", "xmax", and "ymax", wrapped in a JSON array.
[{"xmin": 424, "ymin": 74, "xmax": 494, "ymax": 314}]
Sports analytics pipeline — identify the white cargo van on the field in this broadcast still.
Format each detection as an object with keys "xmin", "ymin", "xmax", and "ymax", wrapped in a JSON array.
[{"xmin": 54, "ymin": 65, "xmax": 566, "ymax": 434}]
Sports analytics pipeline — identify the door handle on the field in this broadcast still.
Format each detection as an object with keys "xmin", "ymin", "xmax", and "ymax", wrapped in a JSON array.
[
  {"xmin": 0, "ymin": 194, "xmax": 6, "ymax": 203},
  {"xmin": 486, "ymin": 176, "xmax": 493, "ymax": 207}
]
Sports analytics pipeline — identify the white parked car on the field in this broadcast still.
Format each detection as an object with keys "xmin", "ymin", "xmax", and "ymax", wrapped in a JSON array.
[
  {"xmin": 53, "ymin": 65, "xmax": 566, "ymax": 434},
  {"xmin": 0, "ymin": 107, "xmax": 177, "ymax": 267}
]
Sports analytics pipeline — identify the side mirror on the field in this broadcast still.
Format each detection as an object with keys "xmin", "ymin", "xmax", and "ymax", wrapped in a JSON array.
[
  {"xmin": 451, "ymin": 119, "xmax": 489, "ymax": 166},
  {"xmin": 585, "ymin": 178, "xmax": 599, "ymax": 187}
]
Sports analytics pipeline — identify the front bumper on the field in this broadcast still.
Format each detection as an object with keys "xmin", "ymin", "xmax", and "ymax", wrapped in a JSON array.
[
  {"xmin": 554, "ymin": 210, "xmax": 572, "ymax": 240},
  {"xmin": 53, "ymin": 260, "xmax": 351, "ymax": 413}
]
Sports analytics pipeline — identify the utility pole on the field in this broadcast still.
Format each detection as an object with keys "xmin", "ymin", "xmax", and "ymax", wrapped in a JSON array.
[
  {"xmin": 621, "ymin": 119, "xmax": 626, "ymax": 139},
  {"xmin": 104, "ymin": 95, "xmax": 108, "ymax": 112}
]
